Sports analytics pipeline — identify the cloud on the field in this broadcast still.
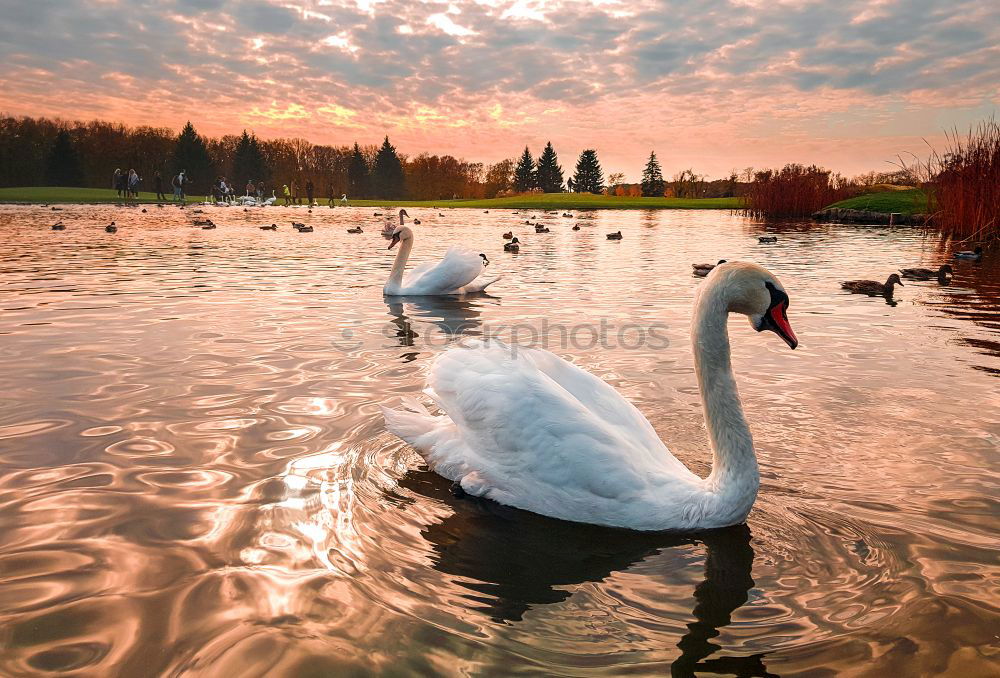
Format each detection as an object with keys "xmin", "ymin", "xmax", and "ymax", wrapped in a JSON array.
[{"xmin": 0, "ymin": 0, "xmax": 997, "ymax": 177}]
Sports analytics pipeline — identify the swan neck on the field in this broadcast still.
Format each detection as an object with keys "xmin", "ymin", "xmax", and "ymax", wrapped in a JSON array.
[
  {"xmin": 386, "ymin": 236, "xmax": 413, "ymax": 292},
  {"xmin": 691, "ymin": 285, "xmax": 759, "ymax": 515}
]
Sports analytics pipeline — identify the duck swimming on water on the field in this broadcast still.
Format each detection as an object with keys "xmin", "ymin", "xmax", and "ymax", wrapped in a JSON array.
[
  {"xmin": 842, "ymin": 274, "xmax": 903, "ymax": 297},
  {"xmin": 954, "ymin": 246, "xmax": 983, "ymax": 260},
  {"xmin": 606, "ymin": 231, "xmax": 622, "ymax": 240},
  {"xmin": 504, "ymin": 237, "xmax": 520, "ymax": 252},
  {"xmin": 693, "ymin": 259, "xmax": 726, "ymax": 277},
  {"xmin": 900, "ymin": 264, "xmax": 952, "ymax": 281}
]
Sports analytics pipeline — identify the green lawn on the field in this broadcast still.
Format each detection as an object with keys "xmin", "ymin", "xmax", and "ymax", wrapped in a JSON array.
[
  {"xmin": 825, "ymin": 189, "xmax": 928, "ymax": 215},
  {"xmin": 0, "ymin": 187, "xmax": 741, "ymax": 210}
]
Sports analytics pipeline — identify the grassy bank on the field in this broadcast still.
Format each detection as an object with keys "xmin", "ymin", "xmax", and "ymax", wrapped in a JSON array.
[
  {"xmin": 824, "ymin": 189, "xmax": 928, "ymax": 215},
  {"xmin": 0, "ymin": 187, "xmax": 741, "ymax": 210}
]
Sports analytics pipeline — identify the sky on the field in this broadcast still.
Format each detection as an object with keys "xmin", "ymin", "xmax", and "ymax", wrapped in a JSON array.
[{"xmin": 1, "ymin": 0, "xmax": 998, "ymax": 180}]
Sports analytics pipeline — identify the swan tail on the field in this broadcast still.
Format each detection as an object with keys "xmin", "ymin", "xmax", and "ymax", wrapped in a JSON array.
[
  {"xmin": 461, "ymin": 275, "xmax": 500, "ymax": 293},
  {"xmin": 381, "ymin": 398, "xmax": 440, "ymax": 450}
]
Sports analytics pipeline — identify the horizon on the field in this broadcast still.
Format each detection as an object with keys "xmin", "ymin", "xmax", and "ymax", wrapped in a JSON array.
[{"xmin": 1, "ymin": 0, "xmax": 998, "ymax": 180}]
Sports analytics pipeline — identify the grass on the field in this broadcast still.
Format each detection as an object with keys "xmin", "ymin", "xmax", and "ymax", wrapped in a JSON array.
[
  {"xmin": 0, "ymin": 187, "xmax": 741, "ymax": 210},
  {"xmin": 825, "ymin": 189, "xmax": 928, "ymax": 215}
]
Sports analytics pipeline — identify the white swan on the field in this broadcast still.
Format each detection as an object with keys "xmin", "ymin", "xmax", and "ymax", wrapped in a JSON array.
[
  {"xmin": 384, "ymin": 225, "xmax": 499, "ymax": 296},
  {"xmin": 382, "ymin": 262, "xmax": 798, "ymax": 531},
  {"xmin": 382, "ymin": 209, "xmax": 407, "ymax": 238}
]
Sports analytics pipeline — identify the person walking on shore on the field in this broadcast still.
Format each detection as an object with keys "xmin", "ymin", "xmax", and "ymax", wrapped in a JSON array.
[
  {"xmin": 172, "ymin": 171, "xmax": 186, "ymax": 202},
  {"xmin": 282, "ymin": 184, "xmax": 291, "ymax": 206},
  {"xmin": 113, "ymin": 169, "xmax": 124, "ymax": 198},
  {"xmin": 306, "ymin": 179, "xmax": 314, "ymax": 206},
  {"xmin": 154, "ymin": 171, "xmax": 166, "ymax": 201},
  {"xmin": 128, "ymin": 169, "xmax": 140, "ymax": 199},
  {"xmin": 291, "ymin": 180, "xmax": 300, "ymax": 205}
]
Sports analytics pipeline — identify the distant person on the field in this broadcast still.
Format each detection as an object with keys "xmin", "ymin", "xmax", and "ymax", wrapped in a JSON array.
[
  {"xmin": 256, "ymin": 183, "xmax": 264, "ymax": 201},
  {"xmin": 219, "ymin": 177, "xmax": 231, "ymax": 203},
  {"xmin": 246, "ymin": 179, "xmax": 256, "ymax": 198},
  {"xmin": 305, "ymin": 179, "xmax": 314, "ymax": 205},
  {"xmin": 113, "ymin": 168, "xmax": 124, "ymax": 198},
  {"xmin": 128, "ymin": 169, "xmax": 140, "ymax": 199},
  {"xmin": 172, "ymin": 171, "xmax": 186, "ymax": 202},
  {"xmin": 328, "ymin": 182, "xmax": 335, "ymax": 207},
  {"xmin": 153, "ymin": 171, "xmax": 166, "ymax": 201},
  {"xmin": 282, "ymin": 184, "xmax": 291, "ymax": 205},
  {"xmin": 291, "ymin": 180, "xmax": 300, "ymax": 205}
]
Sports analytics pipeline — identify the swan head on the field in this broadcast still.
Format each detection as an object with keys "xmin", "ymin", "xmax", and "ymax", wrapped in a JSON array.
[
  {"xmin": 705, "ymin": 262, "xmax": 798, "ymax": 349},
  {"xmin": 388, "ymin": 225, "xmax": 413, "ymax": 249}
]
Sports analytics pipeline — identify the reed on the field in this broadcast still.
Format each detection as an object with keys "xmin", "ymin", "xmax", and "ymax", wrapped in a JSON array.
[
  {"xmin": 743, "ymin": 164, "xmax": 856, "ymax": 218},
  {"xmin": 926, "ymin": 117, "xmax": 1000, "ymax": 241}
]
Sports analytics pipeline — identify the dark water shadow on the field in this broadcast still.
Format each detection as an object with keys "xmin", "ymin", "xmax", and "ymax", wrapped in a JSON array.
[
  {"xmin": 384, "ymin": 294, "xmax": 497, "ymax": 346},
  {"xmin": 397, "ymin": 469, "xmax": 776, "ymax": 677}
]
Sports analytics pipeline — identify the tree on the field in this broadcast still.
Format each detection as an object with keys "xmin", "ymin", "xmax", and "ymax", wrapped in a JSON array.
[
  {"xmin": 372, "ymin": 136, "xmax": 405, "ymax": 198},
  {"xmin": 534, "ymin": 141, "xmax": 564, "ymax": 193},
  {"xmin": 483, "ymin": 158, "xmax": 514, "ymax": 197},
  {"xmin": 513, "ymin": 146, "xmax": 536, "ymax": 192},
  {"xmin": 172, "ymin": 121, "xmax": 213, "ymax": 193},
  {"xmin": 641, "ymin": 151, "xmax": 665, "ymax": 197},
  {"xmin": 347, "ymin": 142, "xmax": 370, "ymax": 197},
  {"xmin": 606, "ymin": 172, "xmax": 626, "ymax": 195},
  {"xmin": 572, "ymin": 149, "xmax": 604, "ymax": 194},
  {"xmin": 231, "ymin": 130, "xmax": 269, "ymax": 189},
  {"xmin": 44, "ymin": 130, "xmax": 84, "ymax": 187}
]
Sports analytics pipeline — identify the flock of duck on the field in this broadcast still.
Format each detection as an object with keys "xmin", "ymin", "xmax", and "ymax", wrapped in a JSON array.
[{"xmin": 841, "ymin": 245, "xmax": 983, "ymax": 299}]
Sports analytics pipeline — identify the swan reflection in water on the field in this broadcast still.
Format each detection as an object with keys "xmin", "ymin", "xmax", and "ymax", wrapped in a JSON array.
[
  {"xmin": 384, "ymin": 294, "xmax": 498, "ymax": 349},
  {"xmin": 398, "ymin": 470, "xmax": 776, "ymax": 678}
]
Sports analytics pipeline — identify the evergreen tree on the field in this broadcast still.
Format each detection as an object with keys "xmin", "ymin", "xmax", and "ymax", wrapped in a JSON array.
[
  {"xmin": 232, "ymin": 130, "xmax": 269, "ymax": 189},
  {"xmin": 44, "ymin": 130, "xmax": 84, "ymax": 187},
  {"xmin": 534, "ymin": 141, "xmax": 564, "ymax": 193},
  {"xmin": 172, "ymin": 121, "xmax": 213, "ymax": 193},
  {"xmin": 572, "ymin": 149, "xmax": 604, "ymax": 194},
  {"xmin": 513, "ymin": 146, "xmax": 536, "ymax": 192},
  {"xmin": 372, "ymin": 136, "xmax": 405, "ymax": 198},
  {"xmin": 641, "ymin": 151, "xmax": 665, "ymax": 197},
  {"xmin": 347, "ymin": 142, "xmax": 370, "ymax": 197}
]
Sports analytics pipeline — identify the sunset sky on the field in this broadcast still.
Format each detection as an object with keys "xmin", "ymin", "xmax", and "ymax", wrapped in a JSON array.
[{"xmin": 2, "ymin": 0, "xmax": 998, "ymax": 179}]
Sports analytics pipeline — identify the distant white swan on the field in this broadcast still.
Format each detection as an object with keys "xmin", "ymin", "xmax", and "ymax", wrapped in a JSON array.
[
  {"xmin": 384, "ymin": 225, "xmax": 499, "ymax": 295},
  {"xmin": 382, "ymin": 209, "xmax": 407, "ymax": 238},
  {"xmin": 382, "ymin": 262, "xmax": 798, "ymax": 531}
]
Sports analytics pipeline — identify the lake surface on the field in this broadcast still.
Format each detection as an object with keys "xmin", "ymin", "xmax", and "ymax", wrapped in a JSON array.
[{"xmin": 0, "ymin": 204, "xmax": 997, "ymax": 677}]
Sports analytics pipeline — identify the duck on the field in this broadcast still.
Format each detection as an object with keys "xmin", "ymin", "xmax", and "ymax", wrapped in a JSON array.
[
  {"xmin": 260, "ymin": 224, "xmax": 278, "ymax": 231},
  {"xmin": 105, "ymin": 222, "xmax": 117, "ymax": 233},
  {"xmin": 141, "ymin": 208, "xmax": 147, "ymax": 213},
  {"xmin": 693, "ymin": 259, "xmax": 727, "ymax": 277},
  {"xmin": 291, "ymin": 221, "xmax": 306, "ymax": 228},
  {"xmin": 51, "ymin": 222, "xmax": 65, "ymax": 231},
  {"xmin": 479, "ymin": 253, "xmax": 490, "ymax": 266},
  {"xmin": 502, "ymin": 231, "xmax": 513, "ymax": 240},
  {"xmin": 504, "ymin": 237, "xmax": 521, "ymax": 252},
  {"xmin": 347, "ymin": 225, "xmax": 364, "ymax": 234},
  {"xmin": 562, "ymin": 212, "xmax": 573, "ymax": 218},
  {"xmin": 572, "ymin": 224, "xmax": 580, "ymax": 231},
  {"xmin": 484, "ymin": 210, "xmax": 489, "ymax": 213},
  {"xmin": 842, "ymin": 274, "xmax": 903, "ymax": 297},
  {"xmin": 297, "ymin": 225, "xmax": 314, "ymax": 233},
  {"xmin": 758, "ymin": 236, "xmax": 778, "ymax": 244},
  {"xmin": 439, "ymin": 213, "xmax": 445, "ymax": 217},
  {"xmin": 201, "ymin": 223, "xmax": 217, "ymax": 230},
  {"xmin": 413, "ymin": 219, "xmax": 421, "ymax": 225},
  {"xmin": 606, "ymin": 231, "xmax": 623, "ymax": 240},
  {"xmin": 900, "ymin": 264, "xmax": 953, "ymax": 281},
  {"xmin": 193, "ymin": 219, "xmax": 213, "ymax": 226},
  {"xmin": 535, "ymin": 225, "xmax": 550, "ymax": 233},
  {"xmin": 374, "ymin": 212, "xmax": 383, "ymax": 217},
  {"xmin": 51, "ymin": 206, "xmax": 62, "ymax": 211},
  {"xmin": 381, "ymin": 262, "xmax": 798, "ymax": 531},
  {"xmin": 954, "ymin": 246, "xmax": 983, "ymax": 260}
]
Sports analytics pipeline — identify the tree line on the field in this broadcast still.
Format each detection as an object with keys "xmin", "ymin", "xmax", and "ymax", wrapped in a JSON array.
[{"xmin": 0, "ymin": 113, "xmax": 746, "ymax": 200}]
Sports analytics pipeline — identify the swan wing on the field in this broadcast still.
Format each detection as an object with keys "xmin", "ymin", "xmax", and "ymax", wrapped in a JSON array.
[
  {"xmin": 403, "ymin": 247, "xmax": 484, "ymax": 294},
  {"xmin": 393, "ymin": 340, "xmax": 697, "ymax": 525}
]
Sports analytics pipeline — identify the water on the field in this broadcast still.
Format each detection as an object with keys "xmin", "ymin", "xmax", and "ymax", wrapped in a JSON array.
[{"xmin": 0, "ymin": 204, "xmax": 997, "ymax": 677}]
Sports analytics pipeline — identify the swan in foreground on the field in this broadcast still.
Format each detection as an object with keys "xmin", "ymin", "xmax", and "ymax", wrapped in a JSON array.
[
  {"xmin": 383, "ymin": 262, "xmax": 798, "ymax": 531},
  {"xmin": 384, "ymin": 226, "xmax": 499, "ymax": 296}
]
